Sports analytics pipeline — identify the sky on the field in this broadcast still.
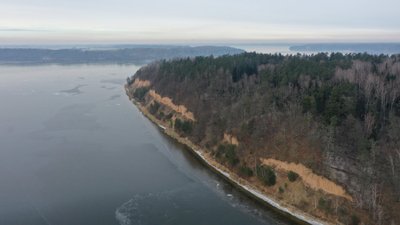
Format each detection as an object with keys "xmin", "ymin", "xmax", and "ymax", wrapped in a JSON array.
[{"xmin": 1, "ymin": 0, "xmax": 400, "ymax": 45}]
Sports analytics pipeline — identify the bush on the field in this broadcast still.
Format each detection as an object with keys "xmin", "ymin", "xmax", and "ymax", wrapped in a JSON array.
[
  {"xmin": 165, "ymin": 113, "xmax": 173, "ymax": 120},
  {"xmin": 318, "ymin": 197, "xmax": 332, "ymax": 213},
  {"xmin": 288, "ymin": 171, "xmax": 299, "ymax": 182},
  {"xmin": 216, "ymin": 144, "xmax": 239, "ymax": 166},
  {"xmin": 239, "ymin": 165, "xmax": 254, "ymax": 177},
  {"xmin": 149, "ymin": 102, "xmax": 160, "ymax": 114},
  {"xmin": 350, "ymin": 214, "xmax": 360, "ymax": 225},
  {"xmin": 174, "ymin": 118, "xmax": 193, "ymax": 134},
  {"xmin": 256, "ymin": 165, "xmax": 276, "ymax": 186},
  {"xmin": 279, "ymin": 187, "xmax": 284, "ymax": 193},
  {"xmin": 133, "ymin": 87, "xmax": 149, "ymax": 101},
  {"xmin": 158, "ymin": 111, "xmax": 165, "ymax": 118}
]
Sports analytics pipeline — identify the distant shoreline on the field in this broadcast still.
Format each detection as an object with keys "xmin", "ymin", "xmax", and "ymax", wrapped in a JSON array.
[
  {"xmin": 289, "ymin": 43, "xmax": 400, "ymax": 55},
  {"xmin": 125, "ymin": 86, "xmax": 330, "ymax": 225},
  {"xmin": 0, "ymin": 46, "xmax": 245, "ymax": 65},
  {"xmin": 2, "ymin": 43, "xmax": 399, "ymax": 65}
]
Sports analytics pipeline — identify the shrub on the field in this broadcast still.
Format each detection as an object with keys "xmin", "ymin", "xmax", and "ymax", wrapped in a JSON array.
[
  {"xmin": 149, "ymin": 102, "xmax": 160, "ymax": 114},
  {"xmin": 239, "ymin": 165, "xmax": 254, "ymax": 177},
  {"xmin": 216, "ymin": 144, "xmax": 239, "ymax": 166},
  {"xmin": 256, "ymin": 165, "xmax": 276, "ymax": 186},
  {"xmin": 225, "ymin": 147, "xmax": 239, "ymax": 166},
  {"xmin": 165, "ymin": 113, "xmax": 173, "ymax": 120},
  {"xmin": 288, "ymin": 171, "xmax": 299, "ymax": 182},
  {"xmin": 174, "ymin": 118, "xmax": 193, "ymax": 134},
  {"xmin": 279, "ymin": 187, "xmax": 284, "ymax": 193},
  {"xmin": 350, "ymin": 214, "xmax": 360, "ymax": 225},
  {"xmin": 337, "ymin": 205, "xmax": 348, "ymax": 217},
  {"xmin": 133, "ymin": 87, "xmax": 149, "ymax": 101},
  {"xmin": 318, "ymin": 197, "xmax": 332, "ymax": 213}
]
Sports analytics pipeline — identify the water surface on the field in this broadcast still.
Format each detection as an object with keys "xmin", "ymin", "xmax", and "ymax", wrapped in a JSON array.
[{"xmin": 0, "ymin": 64, "xmax": 293, "ymax": 225}]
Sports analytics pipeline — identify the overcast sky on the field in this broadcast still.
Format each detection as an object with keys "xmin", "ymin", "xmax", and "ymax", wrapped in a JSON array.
[{"xmin": 1, "ymin": 0, "xmax": 400, "ymax": 44}]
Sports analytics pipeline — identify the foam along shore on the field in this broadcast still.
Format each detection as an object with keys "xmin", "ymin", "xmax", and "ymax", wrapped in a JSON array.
[{"xmin": 126, "ymin": 88, "xmax": 329, "ymax": 225}]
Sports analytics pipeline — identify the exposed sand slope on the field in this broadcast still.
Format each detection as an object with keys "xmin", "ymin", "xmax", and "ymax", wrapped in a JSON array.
[
  {"xmin": 132, "ymin": 78, "xmax": 150, "ymax": 88},
  {"xmin": 223, "ymin": 133, "xmax": 239, "ymax": 146},
  {"xmin": 261, "ymin": 158, "xmax": 353, "ymax": 201},
  {"xmin": 131, "ymin": 79, "xmax": 195, "ymax": 121},
  {"xmin": 148, "ymin": 90, "xmax": 195, "ymax": 121}
]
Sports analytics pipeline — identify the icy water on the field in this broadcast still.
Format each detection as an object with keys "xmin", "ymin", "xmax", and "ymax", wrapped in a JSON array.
[{"xmin": 0, "ymin": 64, "xmax": 294, "ymax": 225}]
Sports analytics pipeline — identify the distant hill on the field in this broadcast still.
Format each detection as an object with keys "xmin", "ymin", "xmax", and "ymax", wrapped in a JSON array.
[
  {"xmin": 290, "ymin": 43, "xmax": 400, "ymax": 55},
  {"xmin": 0, "ymin": 45, "xmax": 244, "ymax": 64}
]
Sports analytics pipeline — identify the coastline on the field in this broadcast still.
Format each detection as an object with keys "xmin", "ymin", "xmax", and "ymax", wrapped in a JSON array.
[{"xmin": 126, "ymin": 88, "xmax": 330, "ymax": 225}]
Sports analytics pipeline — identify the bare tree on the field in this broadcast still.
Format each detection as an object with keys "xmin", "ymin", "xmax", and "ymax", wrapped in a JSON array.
[
  {"xmin": 388, "ymin": 154, "xmax": 395, "ymax": 176},
  {"xmin": 370, "ymin": 183, "xmax": 384, "ymax": 225},
  {"xmin": 364, "ymin": 112, "xmax": 375, "ymax": 137}
]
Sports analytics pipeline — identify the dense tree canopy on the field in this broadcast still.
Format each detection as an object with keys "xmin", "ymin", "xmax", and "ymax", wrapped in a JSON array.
[{"xmin": 130, "ymin": 52, "xmax": 400, "ymax": 224}]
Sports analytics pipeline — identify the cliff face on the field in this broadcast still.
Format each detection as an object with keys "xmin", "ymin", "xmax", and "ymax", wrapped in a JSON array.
[{"xmin": 126, "ymin": 53, "xmax": 400, "ymax": 225}]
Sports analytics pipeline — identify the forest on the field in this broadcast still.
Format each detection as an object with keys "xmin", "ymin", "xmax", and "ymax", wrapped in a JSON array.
[{"xmin": 130, "ymin": 52, "xmax": 400, "ymax": 224}]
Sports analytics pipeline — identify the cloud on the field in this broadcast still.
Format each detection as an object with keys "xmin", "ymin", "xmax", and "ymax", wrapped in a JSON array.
[
  {"xmin": 0, "ymin": 0, "xmax": 399, "ymax": 44},
  {"xmin": 0, "ymin": 28, "xmax": 51, "ymax": 32}
]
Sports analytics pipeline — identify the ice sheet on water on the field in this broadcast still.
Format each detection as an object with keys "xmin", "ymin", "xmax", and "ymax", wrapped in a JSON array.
[
  {"xmin": 115, "ymin": 184, "xmax": 201, "ymax": 225},
  {"xmin": 114, "ymin": 181, "xmax": 267, "ymax": 225},
  {"xmin": 59, "ymin": 84, "xmax": 88, "ymax": 95},
  {"xmin": 101, "ymin": 85, "xmax": 117, "ymax": 90},
  {"xmin": 108, "ymin": 94, "xmax": 121, "ymax": 101},
  {"xmin": 100, "ymin": 78, "xmax": 125, "ymax": 85}
]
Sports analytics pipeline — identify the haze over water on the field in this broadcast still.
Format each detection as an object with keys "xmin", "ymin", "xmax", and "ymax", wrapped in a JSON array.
[{"xmin": 0, "ymin": 64, "xmax": 294, "ymax": 225}]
